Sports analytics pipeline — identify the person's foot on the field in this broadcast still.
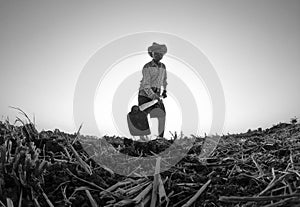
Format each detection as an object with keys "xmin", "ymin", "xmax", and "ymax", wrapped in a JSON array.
[
  {"xmin": 158, "ymin": 132, "xmax": 164, "ymax": 139},
  {"xmin": 138, "ymin": 136, "xmax": 149, "ymax": 142}
]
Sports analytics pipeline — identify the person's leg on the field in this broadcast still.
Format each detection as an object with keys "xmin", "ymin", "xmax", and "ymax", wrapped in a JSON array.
[
  {"xmin": 158, "ymin": 116, "xmax": 166, "ymax": 138},
  {"xmin": 139, "ymin": 135, "xmax": 147, "ymax": 141},
  {"xmin": 145, "ymin": 135, "xmax": 149, "ymax": 140}
]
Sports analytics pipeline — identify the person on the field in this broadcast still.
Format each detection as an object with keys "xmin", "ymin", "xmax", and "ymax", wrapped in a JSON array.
[{"xmin": 138, "ymin": 42, "xmax": 168, "ymax": 139}]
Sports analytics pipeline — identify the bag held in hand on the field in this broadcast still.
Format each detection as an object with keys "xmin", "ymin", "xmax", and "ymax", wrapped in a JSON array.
[{"xmin": 127, "ymin": 105, "xmax": 150, "ymax": 136}]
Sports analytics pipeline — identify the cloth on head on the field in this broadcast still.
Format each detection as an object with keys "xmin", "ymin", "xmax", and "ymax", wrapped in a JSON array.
[{"xmin": 148, "ymin": 42, "xmax": 167, "ymax": 55}]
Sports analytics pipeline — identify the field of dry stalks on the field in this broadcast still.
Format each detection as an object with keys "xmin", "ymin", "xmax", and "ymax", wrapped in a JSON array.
[{"xmin": 0, "ymin": 112, "xmax": 300, "ymax": 206}]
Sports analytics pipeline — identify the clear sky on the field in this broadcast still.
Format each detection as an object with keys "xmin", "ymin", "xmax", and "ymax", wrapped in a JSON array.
[{"xmin": 0, "ymin": 0, "xmax": 299, "ymax": 137}]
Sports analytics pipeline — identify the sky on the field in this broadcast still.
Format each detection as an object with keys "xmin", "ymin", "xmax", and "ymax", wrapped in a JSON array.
[{"xmin": 0, "ymin": 0, "xmax": 299, "ymax": 138}]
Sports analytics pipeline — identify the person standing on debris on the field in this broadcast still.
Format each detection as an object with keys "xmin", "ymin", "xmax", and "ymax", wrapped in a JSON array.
[{"xmin": 138, "ymin": 42, "xmax": 168, "ymax": 138}]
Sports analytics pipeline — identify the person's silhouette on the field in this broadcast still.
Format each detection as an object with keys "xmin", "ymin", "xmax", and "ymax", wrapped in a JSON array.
[{"xmin": 138, "ymin": 42, "xmax": 168, "ymax": 139}]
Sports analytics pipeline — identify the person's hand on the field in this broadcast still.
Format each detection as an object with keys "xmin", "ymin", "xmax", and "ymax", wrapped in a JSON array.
[
  {"xmin": 152, "ymin": 93, "xmax": 160, "ymax": 101},
  {"xmin": 162, "ymin": 90, "xmax": 167, "ymax": 98}
]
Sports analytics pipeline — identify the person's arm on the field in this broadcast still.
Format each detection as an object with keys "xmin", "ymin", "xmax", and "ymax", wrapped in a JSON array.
[{"xmin": 163, "ymin": 66, "xmax": 168, "ymax": 91}]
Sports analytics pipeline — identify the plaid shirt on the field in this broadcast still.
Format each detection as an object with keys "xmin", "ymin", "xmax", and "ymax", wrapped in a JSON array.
[{"xmin": 139, "ymin": 60, "xmax": 168, "ymax": 99}]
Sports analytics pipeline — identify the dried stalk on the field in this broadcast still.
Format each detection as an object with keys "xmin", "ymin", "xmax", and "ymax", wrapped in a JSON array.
[
  {"xmin": 66, "ymin": 168, "xmax": 104, "ymax": 191},
  {"xmin": 100, "ymin": 180, "xmax": 133, "ymax": 196},
  {"xmin": 42, "ymin": 192, "xmax": 54, "ymax": 207},
  {"xmin": 251, "ymin": 154, "xmax": 264, "ymax": 177},
  {"xmin": 0, "ymin": 200, "xmax": 5, "ymax": 207},
  {"xmin": 68, "ymin": 143, "xmax": 92, "ymax": 175},
  {"xmin": 71, "ymin": 123, "xmax": 83, "ymax": 145},
  {"xmin": 261, "ymin": 198, "xmax": 296, "ymax": 207},
  {"xmin": 182, "ymin": 179, "xmax": 211, "ymax": 207},
  {"xmin": 220, "ymin": 193, "xmax": 300, "ymax": 202},
  {"xmin": 132, "ymin": 183, "xmax": 153, "ymax": 204},
  {"xmin": 259, "ymin": 173, "xmax": 289, "ymax": 196},
  {"xmin": 18, "ymin": 188, "xmax": 23, "ymax": 207},
  {"xmin": 150, "ymin": 156, "xmax": 161, "ymax": 207},
  {"xmin": 85, "ymin": 189, "xmax": 98, "ymax": 207}
]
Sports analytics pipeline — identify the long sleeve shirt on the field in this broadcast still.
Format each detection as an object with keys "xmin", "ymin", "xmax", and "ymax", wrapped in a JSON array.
[{"xmin": 139, "ymin": 60, "xmax": 168, "ymax": 99}]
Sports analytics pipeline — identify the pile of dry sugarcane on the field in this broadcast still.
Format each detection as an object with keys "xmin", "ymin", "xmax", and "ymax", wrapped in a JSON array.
[{"xmin": 0, "ymin": 110, "xmax": 300, "ymax": 206}]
